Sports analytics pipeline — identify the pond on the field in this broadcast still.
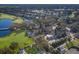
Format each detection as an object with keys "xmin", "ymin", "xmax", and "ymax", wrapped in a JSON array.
[{"xmin": 0, "ymin": 19, "xmax": 13, "ymax": 37}]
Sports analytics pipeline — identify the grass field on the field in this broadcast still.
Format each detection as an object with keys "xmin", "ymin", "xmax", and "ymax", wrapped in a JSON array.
[
  {"xmin": 0, "ymin": 32, "xmax": 34, "ymax": 49},
  {"xmin": 0, "ymin": 13, "xmax": 34, "ymax": 49}
]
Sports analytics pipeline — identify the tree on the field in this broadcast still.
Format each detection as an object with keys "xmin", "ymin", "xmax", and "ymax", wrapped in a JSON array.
[
  {"xmin": 49, "ymin": 47, "xmax": 60, "ymax": 54},
  {"xmin": 9, "ymin": 42, "xmax": 19, "ymax": 50},
  {"xmin": 52, "ymin": 39, "xmax": 66, "ymax": 48},
  {"xmin": 25, "ymin": 44, "xmax": 39, "ymax": 54}
]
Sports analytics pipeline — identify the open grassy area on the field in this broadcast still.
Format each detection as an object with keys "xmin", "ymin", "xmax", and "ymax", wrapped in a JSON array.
[
  {"xmin": 0, "ymin": 32, "xmax": 34, "ymax": 49},
  {"xmin": 0, "ymin": 13, "xmax": 23, "ymax": 24},
  {"xmin": 0, "ymin": 13, "xmax": 34, "ymax": 49}
]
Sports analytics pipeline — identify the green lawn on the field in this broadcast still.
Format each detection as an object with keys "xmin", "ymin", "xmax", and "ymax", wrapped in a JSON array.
[
  {"xmin": 0, "ymin": 13, "xmax": 34, "ymax": 49},
  {"xmin": 0, "ymin": 32, "xmax": 34, "ymax": 49}
]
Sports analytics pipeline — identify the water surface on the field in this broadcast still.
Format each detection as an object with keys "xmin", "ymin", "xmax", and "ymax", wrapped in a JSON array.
[{"xmin": 0, "ymin": 19, "xmax": 13, "ymax": 37}]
